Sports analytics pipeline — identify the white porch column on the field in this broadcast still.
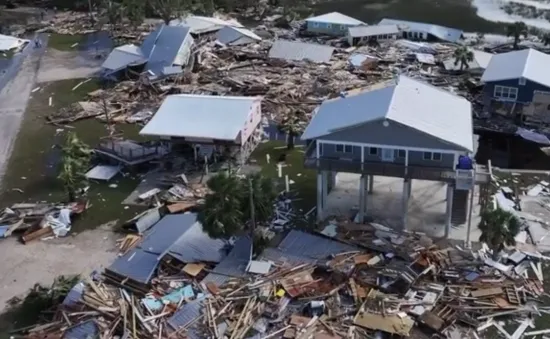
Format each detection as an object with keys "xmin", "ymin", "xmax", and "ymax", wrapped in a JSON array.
[
  {"xmin": 358, "ymin": 174, "xmax": 366, "ymax": 223},
  {"xmin": 368, "ymin": 175, "xmax": 374, "ymax": 194},
  {"xmin": 402, "ymin": 179, "xmax": 410, "ymax": 229},
  {"xmin": 322, "ymin": 171, "xmax": 328, "ymax": 211},
  {"xmin": 445, "ymin": 184, "xmax": 454, "ymax": 239},
  {"xmin": 317, "ymin": 171, "xmax": 323, "ymax": 221},
  {"xmin": 408, "ymin": 179, "xmax": 412, "ymax": 199}
]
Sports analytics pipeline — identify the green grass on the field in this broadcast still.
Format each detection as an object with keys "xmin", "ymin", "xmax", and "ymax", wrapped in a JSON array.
[
  {"xmin": 251, "ymin": 141, "xmax": 317, "ymax": 214},
  {"xmin": 0, "ymin": 78, "xmax": 146, "ymax": 231},
  {"xmin": 47, "ymin": 33, "xmax": 87, "ymax": 51}
]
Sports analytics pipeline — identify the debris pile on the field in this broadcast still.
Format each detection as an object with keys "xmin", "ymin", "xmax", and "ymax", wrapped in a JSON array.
[
  {"xmin": 18, "ymin": 223, "xmax": 550, "ymax": 339},
  {"xmin": 0, "ymin": 201, "xmax": 88, "ymax": 242}
]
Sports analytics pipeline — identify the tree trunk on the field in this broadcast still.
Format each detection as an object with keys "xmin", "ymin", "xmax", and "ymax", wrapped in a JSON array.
[
  {"xmin": 163, "ymin": 16, "xmax": 170, "ymax": 25},
  {"xmin": 67, "ymin": 189, "xmax": 76, "ymax": 202},
  {"xmin": 287, "ymin": 134, "xmax": 295, "ymax": 150},
  {"xmin": 88, "ymin": 0, "xmax": 95, "ymax": 24}
]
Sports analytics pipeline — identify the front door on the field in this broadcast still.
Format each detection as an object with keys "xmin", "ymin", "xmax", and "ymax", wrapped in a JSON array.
[{"xmin": 381, "ymin": 148, "xmax": 395, "ymax": 162}]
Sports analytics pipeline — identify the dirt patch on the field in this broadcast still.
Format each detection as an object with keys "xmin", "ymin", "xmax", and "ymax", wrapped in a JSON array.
[
  {"xmin": 36, "ymin": 49, "xmax": 105, "ymax": 83},
  {"xmin": 0, "ymin": 223, "xmax": 119, "ymax": 312}
]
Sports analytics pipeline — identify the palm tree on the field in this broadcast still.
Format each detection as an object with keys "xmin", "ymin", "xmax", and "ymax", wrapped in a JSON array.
[
  {"xmin": 241, "ymin": 173, "xmax": 277, "ymax": 225},
  {"xmin": 278, "ymin": 115, "xmax": 305, "ymax": 150},
  {"xmin": 58, "ymin": 133, "xmax": 92, "ymax": 202},
  {"xmin": 478, "ymin": 207, "xmax": 521, "ymax": 259},
  {"xmin": 198, "ymin": 171, "xmax": 244, "ymax": 241},
  {"xmin": 507, "ymin": 21, "xmax": 528, "ymax": 50},
  {"xmin": 453, "ymin": 46, "xmax": 474, "ymax": 71}
]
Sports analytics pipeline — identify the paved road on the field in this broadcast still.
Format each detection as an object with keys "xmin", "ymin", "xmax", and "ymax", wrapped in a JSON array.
[{"xmin": 0, "ymin": 35, "xmax": 47, "ymax": 187}]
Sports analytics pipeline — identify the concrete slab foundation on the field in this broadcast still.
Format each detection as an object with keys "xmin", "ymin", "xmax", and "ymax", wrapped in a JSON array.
[{"xmin": 324, "ymin": 173, "xmax": 482, "ymax": 241}]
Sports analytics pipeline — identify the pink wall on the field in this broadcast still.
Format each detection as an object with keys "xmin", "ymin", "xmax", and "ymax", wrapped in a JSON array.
[{"xmin": 240, "ymin": 99, "xmax": 262, "ymax": 145}]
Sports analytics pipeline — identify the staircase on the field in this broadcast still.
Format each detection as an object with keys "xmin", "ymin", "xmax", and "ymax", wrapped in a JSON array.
[{"xmin": 451, "ymin": 189, "xmax": 469, "ymax": 225}]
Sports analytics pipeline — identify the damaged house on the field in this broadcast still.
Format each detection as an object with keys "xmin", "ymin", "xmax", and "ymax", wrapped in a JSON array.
[
  {"xmin": 301, "ymin": 75, "xmax": 490, "ymax": 236},
  {"xmin": 215, "ymin": 26, "xmax": 262, "ymax": 46},
  {"xmin": 169, "ymin": 15, "xmax": 243, "ymax": 35},
  {"xmin": 378, "ymin": 18, "xmax": 463, "ymax": 43},
  {"xmin": 304, "ymin": 12, "xmax": 365, "ymax": 36},
  {"xmin": 139, "ymin": 94, "xmax": 264, "ymax": 165},
  {"xmin": 347, "ymin": 24, "xmax": 400, "ymax": 46},
  {"xmin": 480, "ymin": 48, "xmax": 550, "ymax": 121},
  {"xmin": 101, "ymin": 24, "xmax": 193, "ymax": 79}
]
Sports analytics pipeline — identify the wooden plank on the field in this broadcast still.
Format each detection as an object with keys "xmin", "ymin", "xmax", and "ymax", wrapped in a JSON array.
[
  {"xmin": 471, "ymin": 287, "xmax": 504, "ymax": 298},
  {"xmin": 182, "ymin": 263, "xmax": 205, "ymax": 277}
]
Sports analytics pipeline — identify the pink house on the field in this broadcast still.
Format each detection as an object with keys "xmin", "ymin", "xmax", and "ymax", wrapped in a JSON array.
[{"xmin": 140, "ymin": 94, "xmax": 263, "ymax": 164}]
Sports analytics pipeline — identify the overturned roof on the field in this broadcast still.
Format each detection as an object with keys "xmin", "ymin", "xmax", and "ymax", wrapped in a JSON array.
[
  {"xmin": 141, "ymin": 25, "xmax": 192, "ymax": 76},
  {"xmin": 379, "ymin": 18, "xmax": 463, "ymax": 43},
  {"xmin": 348, "ymin": 24, "xmax": 399, "ymax": 38},
  {"xmin": 444, "ymin": 50, "xmax": 493, "ymax": 71},
  {"xmin": 260, "ymin": 230, "xmax": 359, "ymax": 266},
  {"xmin": 202, "ymin": 236, "xmax": 253, "ymax": 286},
  {"xmin": 140, "ymin": 94, "xmax": 261, "ymax": 140},
  {"xmin": 216, "ymin": 26, "xmax": 262, "ymax": 46},
  {"xmin": 301, "ymin": 75, "xmax": 473, "ymax": 152},
  {"xmin": 101, "ymin": 44, "xmax": 147, "ymax": 72},
  {"xmin": 170, "ymin": 15, "xmax": 243, "ymax": 34},
  {"xmin": 0, "ymin": 34, "xmax": 28, "ymax": 51},
  {"xmin": 481, "ymin": 48, "xmax": 550, "ymax": 88},
  {"xmin": 107, "ymin": 213, "xmax": 224, "ymax": 284},
  {"xmin": 269, "ymin": 40, "xmax": 334, "ymax": 63},
  {"xmin": 305, "ymin": 12, "xmax": 365, "ymax": 26}
]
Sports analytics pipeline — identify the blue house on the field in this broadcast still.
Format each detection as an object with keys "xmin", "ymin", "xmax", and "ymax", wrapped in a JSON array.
[
  {"xmin": 480, "ymin": 48, "xmax": 550, "ymax": 117},
  {"xmin": 305, "ymin": 12, "xmax": 365, "ymax": 37}
]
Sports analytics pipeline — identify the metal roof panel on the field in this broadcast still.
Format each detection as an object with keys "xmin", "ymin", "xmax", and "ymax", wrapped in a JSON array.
[
  {"xmin": 268, "ymin": 40, "xmax": 334, "ymax": 63},
  {"xmin": 305, "ymin": 12, "xmax": 365, "ymax": 26}
]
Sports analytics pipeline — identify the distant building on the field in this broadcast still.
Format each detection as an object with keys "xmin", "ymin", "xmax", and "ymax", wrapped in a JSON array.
[
  {"xmin": 101, "ymin": 25, "xmax": 193, "ymax": 79},
  {"xmin": 443, "ymin": 49, "xmax": 493, "ymax": 74},
  {"xmin": 480, "ymin": 48, "xmax": 550, "ymax": 119},
  {"xmin": 379, "ymin": 18, "xmax": 463, "ymax": 43},
  {"xmin": 305, "ymin": 12, "xmax": 365, "ymax": 37},
  {"xmin": 347, "ymin": 25, "xmax": 400, "ymax": 46},
  {"xmin": 139, "ymin": 94, "xmax": 263, "ymax": 164},
  {"xmin": 268, "ymin": 40, "xmax": 334, "ymax": 63}
]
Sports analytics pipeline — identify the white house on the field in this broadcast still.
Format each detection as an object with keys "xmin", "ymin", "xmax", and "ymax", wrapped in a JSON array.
[{"xmin": 347, "ymin": 25, "xmax": 400, "ymax": 46}]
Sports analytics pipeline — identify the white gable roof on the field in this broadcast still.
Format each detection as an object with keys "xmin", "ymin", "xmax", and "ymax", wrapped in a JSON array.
[
  {"xmin": 305, "ymin": 12, "xmax": 365, "ymax": 26},
  {"xmin": 481, "ymin": 48, "xmax": 550, "ymax": 88},
  {"xmin": 302, "ymin": 76, "xmax": 473, "ymax": 152}
]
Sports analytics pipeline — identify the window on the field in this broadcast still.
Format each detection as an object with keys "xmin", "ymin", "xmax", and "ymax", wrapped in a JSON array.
[
  {"xmin": 327, "ymin": 24, "xmax": 332, "ymax": 29},
  {"xmin": 336, "ymin": 144, "xmax": 352, "ymax": 153},
  {"xmin": 369, "ymin": 147, "xmax": 379, "ymax": 155},
  {"xmin": 340, "ymin": 25, "xmax": 346, "ymax": 31},
  {"xmin": 423, "ymin": 152, "xmax": 442, "ymax": 161},
  {"xmin": 519, "ymin": 78, "xmax": 526, "ymax": 86},
  {"xmin": 494, "ymin": 85, "xmax": 518, "ymax": 101},
  {"xmin": 397, "ymin": 150, "xmax": 406, "ymax": 158}
]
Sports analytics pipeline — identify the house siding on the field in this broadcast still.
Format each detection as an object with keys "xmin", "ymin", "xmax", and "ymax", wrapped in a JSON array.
[
  {"xmin": 348, "ymin": 33, "xmax": 399, "ymax": 46},
  {"xmin": 319, "ymin": 119, "xmax": 466, "ymax": 152},
  {"xmin": 306, "ymin": 21, "xmax": 356, "ymax": 36},
  {"xmin": 483, "ymin": 78, "xmax": 550, "ymax": 104},
  {"xmin": 319, "ymin": 143, "xmax": 455, "ymax": 169},
  {"xmin": 240, "ymin": 100, "xmax": 262, "ymax": 145}
]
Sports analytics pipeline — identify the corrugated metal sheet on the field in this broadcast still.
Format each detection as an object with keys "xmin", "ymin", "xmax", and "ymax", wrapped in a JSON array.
[
  {"xmin": 301, "ymin": 75, "xmax": 474, "ymax": 152},
  {"xmin": 348, "ymin": 25, "xmax": 399, "ymax": 37},
  {"xmin": 305, "ymin": 12, "xmax": 364, "ymax": 26},
  {"xmin": 216, "ymin": 26, "xmax": 261, "ymax": 45},
  {"xmin": 141, "ymin": 25, "xmax": 192, "ymax": 76},
  {"xmin": 202, "ymin": 236, "xmax": 252, "ymax": 286},
  {"xmin": 260, "ymin": 230, "xmax": 358, "ymax": 265},
  {"xmin": 0, "ymin": 34, "xmax": 28, "ymax": 51},
  {"xmin": 268, "ymin": 40, "xmax": 334, "ymax": 63},
  {"xmin": 139, "ymin": 94, "xmax": 260, "ymax": 140},
  {"xmin": 481, "ymin": 48, "xmax": 550, "ymax": 88},
  {"xmin": 101, "ymin": 44, "xmax": 146, "ymax": 72},
  {"xmin": 62, "ymin": 320, "xmax": 99, "ymax": 339},
  {"xmin": 167, "ymin": 298, "xmax": 205, "ymax": 338},
  {"xmin": 379, "ymin": 18, "xmax": 463, "ymax": 43},
  {"xmin": 165, "ymin": 216, "xmax": 227, "ymax": 264},
  {"xmin": 108, "ymin": 213, "xmax": 199, "ymax": 283}
]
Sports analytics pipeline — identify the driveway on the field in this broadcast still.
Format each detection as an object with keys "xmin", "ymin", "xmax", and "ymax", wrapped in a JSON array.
[{"xmin": 0, "ymin": 35, "xmax": 47, "ymax": 186}]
